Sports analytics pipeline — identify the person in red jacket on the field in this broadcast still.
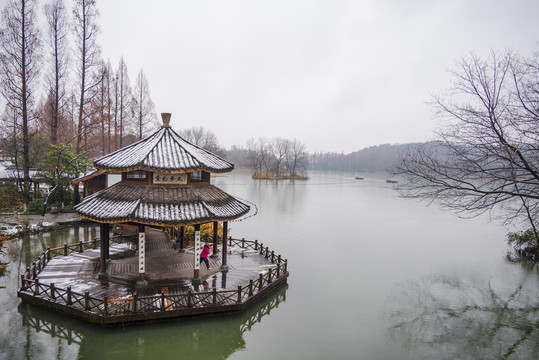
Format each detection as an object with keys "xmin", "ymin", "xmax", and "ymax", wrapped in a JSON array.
[{"xmin": 200, "ymin": 244, "xmax": 211, "ymax": 269}]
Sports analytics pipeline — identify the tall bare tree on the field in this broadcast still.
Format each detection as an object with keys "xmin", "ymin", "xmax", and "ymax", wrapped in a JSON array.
[
  {"xmin": 394, "ymin": 50, "xmax": 539, "ymax": 248},
  {"xmin": 0, "ymin": 0, "xmax": 41, "ymax": 208},
  {"xmin": 72, "ymin": 0, "xmax": 100, "ymax": 154},
  {"xmin": 43, "ymin": 0, "xmax": 69, "ymax": 145},
  {"xmin": 133, "ymin": 68, "xmax": 156, "ymax": 139},
  {"xmin": 92, "ymin": 60, "xmax": 113, "ymax": 155},
  {"xmin": 116, "ymin": 57, "xmax": 131, "ymax": 148}
]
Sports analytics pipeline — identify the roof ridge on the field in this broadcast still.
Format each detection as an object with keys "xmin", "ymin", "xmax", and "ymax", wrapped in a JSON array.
[
  {"xmin": 140, "ymin": 127, "xmax": 167, "ymax": 168},
  {"xmin": 169, "ymin": 129, "xmax": 233, "ymax": 169},
  {"xmin": 93, "ymin": 128, "xmax": 165, "ymax": 169}
]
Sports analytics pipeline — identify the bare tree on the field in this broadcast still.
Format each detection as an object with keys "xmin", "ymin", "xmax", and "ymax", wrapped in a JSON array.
[
  {"xmin": 246, "ymin": 138, "xmax": 264, "ymax": 176},
  {"xmin": 116, "ymin": 57, "xmax": 131, "ymax": 148},
  {"xmin": 73, "ymin": 0, "xmax": 100, "ymax": 154},
  {"xmin": 90, "ymin": 60, "xmax": 112, "ymax": 156},
  {"xmin": 133, "ymin": 68, "xmax": 156, "ymax": 139},
  {"xmin": 180, "ymin": 126, "xmax": 223, "ymax": 155},
  {"xmin": 394, "ymin": 50, "xmax": 539, "ymax": 246},
  {"xmin": 42, "ymin": 0, "xmax": 69, "ymax": 145},
  {"xmin": 284, "ymin": 139, "xmax": 308, "ymax": 177},
  {"xmin": 271, "ymin": 137, "xmax": 289, "ymax": 177},
  {"xmin": 0, "ymin": 0, "xmax": 41, "ymax": 209}
]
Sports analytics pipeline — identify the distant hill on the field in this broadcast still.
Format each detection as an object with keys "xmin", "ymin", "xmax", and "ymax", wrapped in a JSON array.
[
  {"xmin": 309, "ymin": 143, "xmax": 425, "ymax": 172},
  {"xmin": 224, "ymin": 142, "xmax": 434, "ymax": 172}
]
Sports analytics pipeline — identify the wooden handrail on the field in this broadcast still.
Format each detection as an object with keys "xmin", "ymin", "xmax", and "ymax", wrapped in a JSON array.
[{"xmin": 19, "ymin": 235, "xmax": 288, "ymax": 321}]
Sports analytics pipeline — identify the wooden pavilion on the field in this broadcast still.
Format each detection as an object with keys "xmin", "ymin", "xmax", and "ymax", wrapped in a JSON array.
[{"xmin": 74, "ymin": 113, "xmax": 250, "ymax": 287}]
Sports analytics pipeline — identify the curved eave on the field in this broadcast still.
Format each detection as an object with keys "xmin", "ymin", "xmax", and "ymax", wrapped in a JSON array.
[
  {"xmin": 74, "ymin": 212, "xmax": 247, "ymax": 228},
  {"xmin": 73, "ymin": 184, "xmax": 250, "ymax": 227},
  {"xmin": 94, "ymin": 164, "xmax": 234, "ymax": 174}
]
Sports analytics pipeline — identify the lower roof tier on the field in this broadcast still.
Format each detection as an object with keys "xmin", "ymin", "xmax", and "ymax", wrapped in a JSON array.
[{"xmin": 74, "ymin": 183, "xmax": 250, "ymax": 226}]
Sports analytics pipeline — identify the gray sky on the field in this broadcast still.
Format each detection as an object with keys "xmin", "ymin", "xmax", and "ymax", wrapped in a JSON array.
[{"xmin": 99, "ymin": 1, "xmax": 537, "ymax": 152}]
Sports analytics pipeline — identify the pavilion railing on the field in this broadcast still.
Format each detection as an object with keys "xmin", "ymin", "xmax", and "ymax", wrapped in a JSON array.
[
  {"xmin": 21, "ymin": 285, "xmax": 287, "ymax": 343},
  {"xmin": 18, "ymin": 237, "xmax": 288, "ymax": 322},
  {"xmin": 21, "ymin": 234, "xmax": 124, "ymax": 281}
]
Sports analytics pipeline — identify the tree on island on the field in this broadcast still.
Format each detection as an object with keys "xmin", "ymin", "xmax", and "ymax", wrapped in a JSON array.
[
  {"xmin": 394, "ymin": 50, "xmax": 539, "ymax": 254},
  {"xmin": 247, "ymin": 137, "xmax": 308, "ymax": 179}
]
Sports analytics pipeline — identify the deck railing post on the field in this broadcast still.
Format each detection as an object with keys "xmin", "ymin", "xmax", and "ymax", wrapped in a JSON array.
[
  {"xmin": 84, "ymin": 292, "xmax": 90, "ymax": 310},
  {"xmin": 67, "ymin": 286, "xmax": 72, "ymax": 305},
  {"xmin": 284, "ymin": 259, "xmax": 288, "ymax": 273},
  {"xmin": 249, "ymin": 280, "xmax": 253, "ymax": 297},
  {"xmin": 237, "ymin": 285, "xmax": 242, "ymax": 304},
  {"xmin": 212, "ymin": 287, "xmax": 217, "ymax": 305},
  {"xmin": 26, "ymin": 267, "xmax": 30, "ymax": 279},
  {"xmin": 254, "ymin": 240, "xmax": 258, "ymax": 250},
  {"xmin": 187, "ymin": 290, "xmax": 192, "ymax": 308},
  {"xmin": 50, "ymin": 283, "xmax": 55, "ymax": 299},
  {"xmin": 259, "ymin": 273, "xmax": 263, "ymax": 289},
  {"xmin": 268, "ymin": 268, "xmax": 273, "ymax": 283},
  {"xmin": 228, "ymin": 236, "xmax": 232, "ymax": 246},
  {"xmin": 241, "ymin": 238, "xmax": 245, "ymax": 248},
  {"xmin": 34, "ymin": 278, "xmax": 39, "ymax": 296},
  {"xmin": 46, "ymin": 247, "xmax": 51, "ymax": 261},
  {"xmin": 79, "ymin": 241, "xmax": 83, "ymax": 253},
  {"xmin": 160, "ymin": 292, "xmax": 165, "ymax": 311},
  {"xmin": 277, "ymin": 257, "xmax": 281, "ymax": 277},
  {"xmin": 20, "ymin": 275, "xmax": 26, "ymax": 290},
  {"xmin": 259, "ymin": 243, "xmax": 263, "ymax": 255},
  {"xmin": 271, "ymin": 250, "xmax": 275, "ymax": 263},
  {"xmin": 104, "ymin": 296, "xmax": 108, "ymax": 316},
  {"xmin": 63, "ymin": 243, "xmax": 68, "ymax": 256},
  {"xmin": 265, "ymin": 247, "xmax": 269, "ymax": 258},
  {"xmin": 133, "ymin": 294, "xmax": 138, "ymax": 312},
  {"xmin": 32, "ymin": 262, "xmax": 37, "ymax": 279},
  {"xmin": 93, "ymin": 237, "xmax": 97, "ymax": 249}
]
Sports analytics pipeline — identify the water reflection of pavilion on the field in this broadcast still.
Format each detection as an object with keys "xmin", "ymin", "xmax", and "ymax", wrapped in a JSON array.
[{"xmin": 19, "ymin": 284, "xmax": 288, "ymax": 359}]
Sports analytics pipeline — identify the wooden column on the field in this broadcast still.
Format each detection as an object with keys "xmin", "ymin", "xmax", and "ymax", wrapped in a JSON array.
[
  {"xmin": 211, "ymin": 221, "xmax": 218, "ymax": 258},
  {"xmin": 137, "ymin": 224, "xmax": 147, "ymax": 287},
  {"xmin": 192, "ymin": 224, "xmax": 201, "ymax": 284},
  {"xmin": 73, "ymin": 183, "xmax": 80, "ymax": 205},
  {"xmin": 98, "ymin": 223, "xmax": 108, "ymax": 279},
  {"xmin": 178, "ymin": 226, "xmax": 185, "ymax": 253},
  {"xmin": 221, "ymin": 270, "xmax": 227, "ymax": 289},
  {"xmin": 220, "ymin": 221, "xmax": 228, "ymax": 271},
  {"xmin": 105, "ymin": 223, "xmax": 110, "ymax": 262}
]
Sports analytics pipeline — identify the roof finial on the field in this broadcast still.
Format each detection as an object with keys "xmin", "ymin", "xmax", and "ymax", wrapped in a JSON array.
[{"xmin": 161, "ymin": 113, "xmax": 171, "ymax": 128}]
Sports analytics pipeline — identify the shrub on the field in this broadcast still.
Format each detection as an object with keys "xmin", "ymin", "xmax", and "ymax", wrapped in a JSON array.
[{"xmin": 507, "ymin": 229, "xmax": 538, "ymax": 255}]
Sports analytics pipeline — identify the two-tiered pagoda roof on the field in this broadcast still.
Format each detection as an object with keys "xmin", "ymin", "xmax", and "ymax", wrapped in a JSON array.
[{"xmin": 74, "ymin": 114, "xmax": 249, "ymax": 227}]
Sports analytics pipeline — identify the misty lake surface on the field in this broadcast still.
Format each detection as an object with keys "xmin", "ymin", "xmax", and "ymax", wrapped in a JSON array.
[{"xmin": 1, "ymin": 171, "xmax": 538, "ymax": 359}]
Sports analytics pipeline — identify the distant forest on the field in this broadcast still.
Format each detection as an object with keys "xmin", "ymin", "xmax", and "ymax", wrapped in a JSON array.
[{"xmin": 225, "ymin": 143, "xmax": 425, "ymax": 172}]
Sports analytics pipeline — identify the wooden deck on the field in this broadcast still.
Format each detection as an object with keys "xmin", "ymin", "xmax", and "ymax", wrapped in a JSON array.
[{"xmin": 17, "ymin": 228, "xmax": 289, "ymax": 326}]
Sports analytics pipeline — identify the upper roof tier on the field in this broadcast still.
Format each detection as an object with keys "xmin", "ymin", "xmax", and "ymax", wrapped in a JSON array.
[{"xmin": 93, "ymin": 114, "xmax": 233, "ymax": 174}]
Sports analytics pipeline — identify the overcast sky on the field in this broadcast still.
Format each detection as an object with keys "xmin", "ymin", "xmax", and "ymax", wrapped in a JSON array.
[{"xmin": 73, "ymin": 1, "xmax": 539, "ymax": 152}]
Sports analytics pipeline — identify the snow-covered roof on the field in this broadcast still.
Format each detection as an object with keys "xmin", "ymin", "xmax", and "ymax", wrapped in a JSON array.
[
  {"xmin": 93, "ymin": 125, "xmax": 233, "ymax": 174},
  {"xmin": 0, "ymin": 160, "xmax": 40, "ymax": 180},
  {"xmin": 74, "ymin": 183, "xmax": 250, "ymax": 226},
  {"xmin": 72, "ymin": 169, "xmax": 106, "ymax": 184}
]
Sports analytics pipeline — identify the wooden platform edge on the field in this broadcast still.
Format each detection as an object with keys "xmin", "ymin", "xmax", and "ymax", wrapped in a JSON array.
[{"xmin": 17, "ymin": 274, "xmax": 288, "ymax": 327}]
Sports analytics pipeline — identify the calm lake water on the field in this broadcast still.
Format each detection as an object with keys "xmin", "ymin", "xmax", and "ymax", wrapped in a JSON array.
[{"xmin": 1, "ymin": 171, "xmax": 538, "ymax": 359}]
